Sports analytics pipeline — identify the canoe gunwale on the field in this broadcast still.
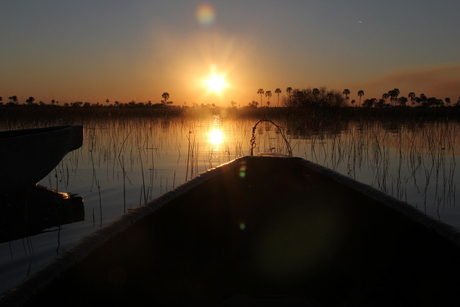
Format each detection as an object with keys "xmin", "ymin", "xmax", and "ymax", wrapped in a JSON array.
[
  {"xmin": 0, "ymin": 125, "xmax": 76, "ymax": 139},
  {"xmin": 298, "ymin": 158, "xmax": 460, "ymax": 247}
]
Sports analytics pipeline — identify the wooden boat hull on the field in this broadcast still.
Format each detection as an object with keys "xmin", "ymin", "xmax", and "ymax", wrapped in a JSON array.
[
  {"xmin": 0, "ymin": 125, "xmax": 83, "ymax": 193},
  {"xmin": 0, "ymin": 185, "xmax": 84, "ymax": 243},
  {"xmin": 1, "ymin": 156, "xmax": 460, "ymax": 306}
]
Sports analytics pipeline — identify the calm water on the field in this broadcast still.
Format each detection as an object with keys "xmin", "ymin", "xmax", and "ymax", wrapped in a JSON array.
[{"xmin": 1, "ymin": 115, "xmax": 459, "ymax": 294}]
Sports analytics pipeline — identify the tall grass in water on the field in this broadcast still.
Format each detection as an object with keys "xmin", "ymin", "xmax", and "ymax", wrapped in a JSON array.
[
  {"xmin": 25, "ymin": 113, "xmax": 458, "ymax": 228},
  {"xmin": 296, "ymin": 118, "xmax": 458, "ymax": 218},
  {"xmin": 185, "ymin": 127, "xmax": 198, "ymax": 181}
]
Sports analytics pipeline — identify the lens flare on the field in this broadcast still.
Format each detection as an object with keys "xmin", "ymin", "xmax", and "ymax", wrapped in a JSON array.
[
  {"xmin": 239, "ymin": 161, "xmax": 247, "ymax": 178},
  {"xmin": 196, "ymin": 4, "xmax": 215, "ymax": 26}
]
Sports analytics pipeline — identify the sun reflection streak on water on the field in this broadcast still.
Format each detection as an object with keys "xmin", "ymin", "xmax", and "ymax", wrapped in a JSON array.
[
  {"xmin": 207, "ymin": 116, "xmax": 226, "ymax": 154},
  {"xmin": 209, "ymin": 128, "xmax": 224, "ymax": 147}
]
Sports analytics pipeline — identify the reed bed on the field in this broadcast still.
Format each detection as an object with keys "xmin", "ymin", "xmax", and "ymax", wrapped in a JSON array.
[
  {"xmin": 3, "ymin": 109, "xmax": 460, "ymax": 298},
  {"xmin": 295, "ymin": 119, "xmax": 458, "ymax": 219},
  {"xmin": 1, "ymin": 113, "xmax": 458, "ymax": 227}
]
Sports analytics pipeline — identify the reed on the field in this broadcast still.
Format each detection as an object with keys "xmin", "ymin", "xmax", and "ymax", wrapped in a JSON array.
[{"xmin": 117, "ymin": 130, "xmax": 132, "ymax": 213}]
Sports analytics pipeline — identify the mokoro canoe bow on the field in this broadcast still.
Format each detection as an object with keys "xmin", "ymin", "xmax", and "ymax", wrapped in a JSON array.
[
  {"xmin": 1, "ymin": 155, "xmax": 460, "ymax": 306},
  {"xmin": 0, "ymin": 125, "xmax": 83, "ymax": 193}
]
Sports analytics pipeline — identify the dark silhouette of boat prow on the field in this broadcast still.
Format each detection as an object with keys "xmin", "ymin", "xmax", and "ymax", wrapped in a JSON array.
[
  {"xmin": 0, "ymin": 125, "xmax": 83, "ymax": 193},
  {"xmin": 1, "ymin": 156, "xmax": 460, "ymax": 306},
  {"xmin": 0, "ymin": 185, "xmax": 84, "ymax": 243}
]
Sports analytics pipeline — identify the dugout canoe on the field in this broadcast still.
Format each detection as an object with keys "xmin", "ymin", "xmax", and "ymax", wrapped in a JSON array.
[
  {"xmin": 1, "ymin": 155, "xmax": 460, "ymax": 306},
  {"xmin": 0, "ymin": 185, "xmax": 84, "ymax": 243},
  {"xmin": 0, "ymin": 125, "xmax": 83, "ymax": 194}
]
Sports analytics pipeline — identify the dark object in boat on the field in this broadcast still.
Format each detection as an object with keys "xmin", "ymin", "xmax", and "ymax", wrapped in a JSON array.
[
  {"xmin": 1, "ymin": 156, "xmax": 460, "ymax": 306},
  {"xmin": 0, "ymin": 125, "xmax": 83, "ymax": 193},
  {"xmin": 0, "ymin": 185, "xmax": 84, "ymax": 244}
]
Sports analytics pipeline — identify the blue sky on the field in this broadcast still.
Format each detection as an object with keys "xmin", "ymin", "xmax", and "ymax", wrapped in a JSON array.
[{"xmin": 1, "ymin": 0, "xmax": 459, "ymax": 106}]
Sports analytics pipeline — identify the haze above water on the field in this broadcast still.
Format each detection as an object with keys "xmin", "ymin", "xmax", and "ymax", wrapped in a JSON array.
[{"xmin": 1, "ymin": 115, "xmax": 459, "ymax": 294}]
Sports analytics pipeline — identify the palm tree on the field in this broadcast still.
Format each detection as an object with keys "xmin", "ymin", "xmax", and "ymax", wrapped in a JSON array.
[
  {"xmin": 286, "ymin": 87, "xmax": 292, "ymax": 105},
  {"xmin": 357, "ymin": 90, "xmax": 364, "ymax": 106},
  {"xmin": 342, "ymin": 89, "xmax": 350, "ymax": 104},
  {"xmin": 419, "ymin": 93, "xmax": 427, "ymax": 105},
  {"xmin": 382, "ymin": 93, "xmax": 390, "ymax": 104},
  {"xmin": 408, "ymin": 92, "xmax": 416, "ymax": 105},
  {"xmin": 388, "ymin": 88, "xmax": 400, "ymax": 106},
  {"xmin": 162, "ymin": 92, "xmax": 170, "ymax": 104},
  {"xmin": 274, "ymin": 88, "xmax": 281, "ymax": 107},
  {"xmin": 105, "ymin": 99, "xmax": 110, "ymax": 106},
  {"xmin": 265, "ymin": 90, "xmax": 272, "ymax": 107},
  {"xmin": 257, "ymin": 88, "xmax": 264, "ymax": 106},
  {"xmin": 9, "ymin": 96, "xmax": 18, "ymax": 104},
  {"xmin": 26, "ymin": 97, "xmax": 35, "ymax": 105}
]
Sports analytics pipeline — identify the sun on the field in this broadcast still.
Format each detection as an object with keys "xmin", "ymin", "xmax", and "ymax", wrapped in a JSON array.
[{"xmin": 205, "ymin": 74, "xmax": 227, "ymax": 93}]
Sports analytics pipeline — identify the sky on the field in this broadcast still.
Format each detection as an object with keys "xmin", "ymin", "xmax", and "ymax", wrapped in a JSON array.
[{"xmin": 1, "ymin": 0, "xmax": 459, "ymax": 106}]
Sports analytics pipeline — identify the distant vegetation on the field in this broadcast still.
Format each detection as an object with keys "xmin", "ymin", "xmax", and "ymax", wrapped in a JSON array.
[
  {"xmin": 1, "ymin": 86, "xmax": 459, "ymax": 110},
  {"xmin": 255, "ymin": 87, "xmax": 460, "ymax": 108}
]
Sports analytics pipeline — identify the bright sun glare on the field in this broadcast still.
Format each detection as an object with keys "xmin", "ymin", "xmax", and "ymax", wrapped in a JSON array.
[
  {"xmin": 209, "ymin": 128, "xmax": 224, "ymax": 146},
  {"xmin": 205, "ymin": 74, "xmax": 227, "ymax": 93}
]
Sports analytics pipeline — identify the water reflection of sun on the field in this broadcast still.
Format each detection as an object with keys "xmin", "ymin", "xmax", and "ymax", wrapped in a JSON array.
[{"xmin": 209, "ymin": 128, "xmax": 224, "ymax": 146}]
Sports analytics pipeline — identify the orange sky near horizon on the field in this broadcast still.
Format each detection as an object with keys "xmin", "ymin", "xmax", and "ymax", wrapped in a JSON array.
[{"xmin": 1, "ymin": 1, "xmax": 459, "ymax": 106}]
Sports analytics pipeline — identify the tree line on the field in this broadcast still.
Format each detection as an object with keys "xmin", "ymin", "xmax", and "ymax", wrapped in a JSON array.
[
  {"xmin": 2, "ymin": 88, "xmax": 459, "ymax": 109},
  {"xmin": 0, "ymin": 92, "xmax": 174, "ymax": 108},
  {"xmin": 253, "ymin": 87, "xmax": 460, "ymax": 108}
]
